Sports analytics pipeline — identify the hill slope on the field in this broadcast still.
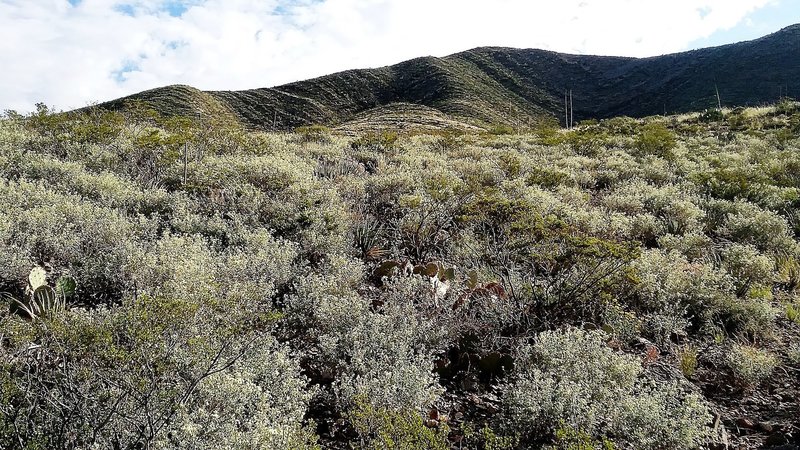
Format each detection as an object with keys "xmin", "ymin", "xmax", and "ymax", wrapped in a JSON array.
[{"xmin": 100, "ymin": 24, "xmax": 800, "ymax": 129}]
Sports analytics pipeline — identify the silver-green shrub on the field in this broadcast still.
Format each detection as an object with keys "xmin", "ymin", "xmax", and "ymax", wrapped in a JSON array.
[
  {"xmin": 503, "ymin": 328, "xmax": 711, "ymax": 449},
  {"xmin": 161, "ymin": 340, "xmax": 318, "ymax": 449},
  {"xmin": 726, "ymin": 343, "xmax": 777, "ymax": 386}
]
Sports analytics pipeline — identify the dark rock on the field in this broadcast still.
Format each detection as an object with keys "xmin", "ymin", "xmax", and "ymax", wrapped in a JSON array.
[
  {"xmin": 766, "ymin": 432, "xmax": 790, "ymax": 446},
  {"xmin": 758, "ymin": 422, "xmax": 775, "ymax": 433},
  {"xmin": 736, "ymin": 417, "xmax": 756, "ymax": 429}
]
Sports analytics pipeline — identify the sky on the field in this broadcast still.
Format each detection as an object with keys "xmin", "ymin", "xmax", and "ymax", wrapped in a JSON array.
[{"xmin": 0, "ymin": 0, "xmax": 798, "ymax": 113}]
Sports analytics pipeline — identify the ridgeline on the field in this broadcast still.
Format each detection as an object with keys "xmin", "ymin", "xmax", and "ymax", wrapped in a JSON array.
[{"xmin": 98, "ymin": 24, "xmax": 800, "ymax": 131}]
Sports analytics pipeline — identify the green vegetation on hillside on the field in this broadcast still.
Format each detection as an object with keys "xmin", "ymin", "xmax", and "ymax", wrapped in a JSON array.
[
  {"xmin": 95, "ymin": 24, "xmax": 800, "ymax": 132},
  {"xmin": 1, "ymin": 101, "xmax": 799, "ymax": 449}
]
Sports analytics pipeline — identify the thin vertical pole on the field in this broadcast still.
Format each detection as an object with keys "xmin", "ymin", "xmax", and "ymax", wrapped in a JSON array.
[
  {"xmin": 570, "ymin": 90, "xmax": 574, "ymax": 129},
  {"xmin": 565, "ymin": 91, "xmax": 568, "ymax": 129},
  {"xmin": 183, "ymin": 142, "xmax": 188, "ymax": 186},
  {"xmin": 715, "ymin": 85, "xmax": 722, "ymax": 111}
]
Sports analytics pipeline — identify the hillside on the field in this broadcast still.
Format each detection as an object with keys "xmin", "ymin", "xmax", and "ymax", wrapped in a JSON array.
[
  {"xmin": 98, "ymin": 24, "xmax": 800, "ymax": 130},
  {"xmin": 3, "ymin": 99, "xmax": 800, "ymax": 449}
]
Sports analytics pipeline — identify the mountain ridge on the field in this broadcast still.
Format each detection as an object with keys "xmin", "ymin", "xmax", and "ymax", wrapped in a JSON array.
[{"xmin": 98, "ymin": 24, "xmax": 800, "ymax": 130}]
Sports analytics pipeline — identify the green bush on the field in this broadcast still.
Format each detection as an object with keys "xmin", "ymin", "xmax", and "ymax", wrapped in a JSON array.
[
  {"xmin": 0, "ymin": 295, "xmax": 304, "ymax": 449},
  {"xmin": 348, "ymin": 397, "xmax": 449, "ymax": 450},
  {"xmin": 563, "ymin": 127, "xmax": 609, "ymax": 156},
  {"xmin": 487, "ymin": 124, "xmax": 515, "ymax": 135},
  {"xmin": 718, "ymin": 201, "xmax": 793, "ymax": 252},
  {"xmin": 699, "ymin": 109, "xmax": 724, "ymax": 123},
  {"xmin": 552, "ymin": 424, "xmax": 616, "ymax": 450},
  {"xmin": 633, "ymin": 249, "xmax": 731, "ymax": 325},
  {"xmin": 786, "ymin": 302, "xmax": 800, "ymax": 325},
  {"xmin": 788, "ymin": 342, "xmax": 800, "ymax": 365},
  {"xmin": 678, "ymin": 345, "xmax": 698, "ymax": 378},
  {"xmin": 720, "ymin": 243, "xmax": 774, "ymax": 296},
  {"xmin": 526, "ymin": 166, "xmax": 575, "ymax": 188},
  {"xmin": 351, "ymin": 130, "xmax": 399, "ymax": 151},
  {"xmin": 726, "ymin": 343, "xmax": 777, "ymax": 387},
  {"xmin": 634, "ymin": 123, "xmax": 677, "ymax": 158},
  {"xmin": 503, "ymin": 328, "xmax": 711, "ymax": 449},
  {"xmin": 333, "ymin": 277, "xmax": 447, "ymax": 411},
  {"xmin": 296, "ymin": 124, "xmax": 332, "ymax": 144}
]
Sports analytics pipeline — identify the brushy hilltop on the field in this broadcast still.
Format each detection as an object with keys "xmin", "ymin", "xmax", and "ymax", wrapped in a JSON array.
[
  {"xmin": 95, "ymin": 24, "xmax": 800, "ymax": 131},
  {"xmin": 1, "ymin": 99, "xmax": 800, "ymax": 449}
]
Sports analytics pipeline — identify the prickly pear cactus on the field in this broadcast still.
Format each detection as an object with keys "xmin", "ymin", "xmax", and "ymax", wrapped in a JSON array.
[{"xmin": 28, "ymin": 266, "xmax": 47, "ymax": 290}]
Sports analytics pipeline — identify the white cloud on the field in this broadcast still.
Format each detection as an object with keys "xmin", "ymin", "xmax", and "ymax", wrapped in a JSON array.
[{"xmin": 0, "ymin": 0, "xmax": 774, "ymax": 112}]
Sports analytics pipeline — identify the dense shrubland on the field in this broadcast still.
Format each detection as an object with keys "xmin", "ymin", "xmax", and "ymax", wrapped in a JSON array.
[{"xmin": 1, "ymin": 101, "xmax": 799, "ymax": 449}]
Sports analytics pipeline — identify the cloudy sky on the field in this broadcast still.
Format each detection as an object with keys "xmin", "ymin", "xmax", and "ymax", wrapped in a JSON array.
[{"xmin": 1, "ymin": 0, "xmax": 797, "ymax": 112}]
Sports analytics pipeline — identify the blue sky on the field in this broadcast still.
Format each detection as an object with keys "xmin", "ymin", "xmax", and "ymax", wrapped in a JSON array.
[
  {"xmin": 688, "ymin": 0, "xmax": 798, "ymax": 48},
  {"xmin": 0, "ymin": 0, "xmax": 797, "ymax": 112}
]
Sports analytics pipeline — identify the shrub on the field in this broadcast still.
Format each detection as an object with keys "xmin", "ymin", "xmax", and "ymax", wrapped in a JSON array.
[
  {"xmin": 602, "ymin": 302, "xmax": 642, "ymax": 344},
  {"xmin": 351, "ymin": 130, "xmax": 399, "ymax": 152},
  {"xmin": 527, "ymin": 166, "xmax": 575, "ymax": 189},
  {"xmin": 643, "ymin": 306, "xmax": 692, "ymax": 349},
  {"xmin": 457, "ymin": 423, "xmax": 519, "ymax": 450},
  {"xmin": 333, "ymin": 279, "xmax": 446, "ymax": 411},
  {"xmin": 786, "ymin": 302, "xmax": 800, "ymax": 325},
  {"xmin": 0, "ymin": 295, "xmax": 291, "ymax": 449},
  {"xmin": 503, "ymin": 328, "xmax": 711, "ymax": 449},
  {"xmin": 726, "ymin": 344, "xmax": 777, "ymax": 387},
  {"xmin": 716, "ymin": 295, "xmax": 776, "ymax": 339},
  {"xmin": 699, "ymin": 109, "xmax": 724, "ymax": 123},
  {"xmin": 613, "ymin": 380, "xmax": 711, "ymax": 450},
  {"xmin": 286, "ymin": 269, "xmax": 446, "ymax": 413},
  {"xmin": 720, "ymin": 243, "xmax": 774, "ymax": 296},
  {"xmin": 552, "ymin": 424, "xmax": 615, "ymax": 450},
  {"xmin": 487, "ymin": 124, "xmax": 515, "ymax": 135},
  {"xmin": 634, "ymin": 123, "xmax": 677, "ymax": 158},
  {"xmin": 563, "ymin": 127, "xmax": 609, "ymax": 156},
  {"xmin": 632, "ymin": 249, "xmax": 732, "ymax": 328},
  {"xmin": 718, "ymin": 201, "xmax": 793, "ymax": 252},
  {"xmin": 347, "ymin": 397, "xmax": 449, "ymax": 450},
  {"xmin": 282, "ymin": 253, "xmax": 367, "ymax": 353},
  {"xmin": 0, "ymin": 180, "xmax": 146, "ymax": 305},
  {"xmin": 600, "ymin": 116, "xmax": 639, "ymax": 135},
  {"xmin": 678, "ymin": 345, "xmax": 699, "ymax": 378},
  {"xmin": 296, "ymin": 124, "xmax": 332, "ymax": 144},
  {"xmin": 788, "ymin": 342, "xmax": 800, "ymax": 365},
  {"xmin": 160, "ymin": 341, "xmax": 319, "ymax": 449}
]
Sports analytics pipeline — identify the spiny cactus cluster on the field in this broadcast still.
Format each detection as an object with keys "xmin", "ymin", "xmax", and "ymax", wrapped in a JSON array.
[
  {"xmin": 373, "ymin": 260, "xmax": 510, "ymax": 309},
  {"xmin": 374, "ymin": 260, "xmax": 455, "ymax": 283},
  {"xmin": 2, "ymin": 266, "xmax": 76, "ymax": 320},
  {"xmin": 373, "ymin": 260, "xmax": 456, "ymax": 303}
]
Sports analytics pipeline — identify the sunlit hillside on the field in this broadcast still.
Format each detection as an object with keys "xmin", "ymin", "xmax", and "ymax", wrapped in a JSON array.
[{"xmin": 96, "ymin": 24, "xmax": 800, "ymax": 132}]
